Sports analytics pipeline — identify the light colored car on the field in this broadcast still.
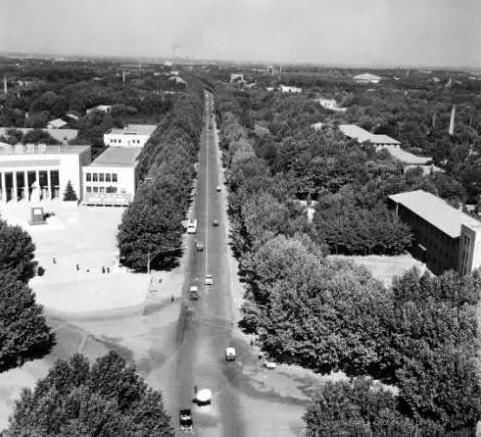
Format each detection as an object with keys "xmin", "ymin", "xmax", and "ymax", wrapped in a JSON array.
[
  {"xmin": 189, "ymin": 285, "xmax": 199, "ymax": 301},
  {"xmin": 216, "ymin": 185, "xmax": 221, "ymax": 192},
  {"xmin": 196, "ymin": 241, "xmax": 204, "ymax": 251},
  {"xmin": 212, "ymin": 219, "xmax": 219, "ymax": 227},
  {"xmin": 225, "ymin": 347, "xmax": 236, "ymax": 361},
  {"xmin": 264, "ymin": 360, "xmax": 277, "ymax": 369},
  {"xmin": 205, "ymin": 274, "xmax": 213, "ymax": 286}
]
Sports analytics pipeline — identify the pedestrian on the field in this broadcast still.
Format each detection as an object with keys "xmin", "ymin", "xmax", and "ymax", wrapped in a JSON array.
[
  {"xmin": 107, "ymin": 267, "xmax": 110, "ymax": 273},
  {"xmin": 171, "ymin": 295, "xmax": 174, "ymax": 302},
  {"xmin": 194, "ymin": 385, "xmax": 198, "ymax": 394},
  {"xmin": 76, "ymin": 264, "xmax": 79, "ymax": 271},
  {"xmin": 102, "ymin": 266, "xmax": 105, "ymax": 274},
  {"xmin": 52, "ymin": 257, "xmax": 56, "ymax": 264}
]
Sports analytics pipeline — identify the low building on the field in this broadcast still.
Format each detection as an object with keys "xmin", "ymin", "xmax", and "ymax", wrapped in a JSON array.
[
  {"xmin": 0, "ymin": 127, "xmax": 78, "ymax": 144},
  {"xmin": 82, "ymin": 147, "xmax": 141, "ymax": 206},
  {"xmin": 387, "ymin": 148, "xmax": 444, "ymax": 175},
  {"xmin": 47, "ymin": 118, "xmax": 68, "ymax": 129},
  {"xmin": 169, "ymin": 76, "xmax": 187, "ymax": 85},
  {"xmin": 339, "ymin": 124, "xmax": 400, "ymax": 149},
  {"xmin": 103, "ymin": 124, "xmax": 157, "ymax": 148},
  {"xmin": 389, "ymin": 190, "xmax": 481, "ymax": 275},
  {"xmin": 230, "ymin": 73, "xmax": 245, "ymax": 83},
  {"xmin": 279, "ymin": 84, "xmax": 302, "ymax": 94},
  {"xmin": 86, "ymin": 105, "xmax": 112, "ymax": 115},
  {"xmin": 0, "ymin": 143, "xmax": 91, "ymax": 203},
  {"xmin": 354, "ymin": 73, "xmax": 382, "ymax": 84},
  {"xmin": 311, "ymin": 122, "xmax": 324, "ymax": 131},
  {"xmin": 319, "ymin": 98, "xmax": 347, "ymax": 112}
]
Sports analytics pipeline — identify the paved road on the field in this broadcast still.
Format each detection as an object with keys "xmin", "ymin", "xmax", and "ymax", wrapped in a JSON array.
[{"xmin": 169, "ymin": 91, "xmax": 244, "ymax": 437}]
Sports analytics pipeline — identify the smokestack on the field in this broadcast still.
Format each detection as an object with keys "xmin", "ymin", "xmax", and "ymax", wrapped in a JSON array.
[
  {"xmin": 448, "ymin": 105, "xmax": 456, "ymax": 136},
  {"xmin": 3, "ymin": 76, "xmax": 7, "ymax": 94},
  {"xmin": 122, "ymin": 71, "xmax": 126, "ymax": 83}
]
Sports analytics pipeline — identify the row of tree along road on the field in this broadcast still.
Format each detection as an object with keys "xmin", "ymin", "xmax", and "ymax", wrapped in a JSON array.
[{"xmin": 215, "ymin": 85, "xmax": 481, "ymax": 436}]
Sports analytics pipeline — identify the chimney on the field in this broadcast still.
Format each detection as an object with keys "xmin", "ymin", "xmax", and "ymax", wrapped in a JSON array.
[{"xmin": 448, "ymin": 105, "xmax": 456, "ymax": 136}]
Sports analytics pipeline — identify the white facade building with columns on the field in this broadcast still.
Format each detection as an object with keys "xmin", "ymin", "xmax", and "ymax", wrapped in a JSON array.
[{"xmin": 0, "ymin": 143, "xmax": 91, "ymax": 203}]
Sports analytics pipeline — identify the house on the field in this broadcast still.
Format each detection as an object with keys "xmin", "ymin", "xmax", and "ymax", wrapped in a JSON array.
[
  {"xmin": 47, "ymin": 118, "xmax": 68, "ymax": 129},
  {"xmin": 311, "ymin": 122, "xmax": 324, "ymax": 131},
  {"xmin": 103, "ymin": 124, "xmax": 157, "ymax": 148},
  {"xmin": 0, "ymin": 143, "xmax": 91, "ymax": 203},
  {"xmin": 230, "ymin": 73, "xmax": 245, "ymax": 83},
  {"xmin": 82, "ymin": 147, "xmax": 141, "ymax": 207},
  {"xmin": 279, "ymin": 84, "xmax": 302, "ymax": 94},
  {"xmin": 339, "ymin": 125, "xmax": 400, "ymax": 149},
  {"xmin": 387, "ymin": 148, "xmax": 444, "ymax": 175},
  {"xmin": 389, "ymin": 190, "xmax": 481, "ymax": 275},
  {"xmin": 353, "ymin": 73, "xmax": 381, "ymax": 84},
  {"xmin": 86, "ymin": 105, "xmax": 112, "ymax": 115},
  {"xmin": 319, "ymin": 98, "xmax": 347, "ymax": 112}
]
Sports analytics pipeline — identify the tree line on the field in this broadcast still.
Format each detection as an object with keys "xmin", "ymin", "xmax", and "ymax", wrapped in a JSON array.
[{"xmin": 216, "ymin": 86, "xmax": 481, "ymax": 436}]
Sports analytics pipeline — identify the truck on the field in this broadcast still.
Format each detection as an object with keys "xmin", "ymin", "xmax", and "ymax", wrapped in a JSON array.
[{"xmin": 187, "ymin": 219, "xmax": 197, "ymax": 234}]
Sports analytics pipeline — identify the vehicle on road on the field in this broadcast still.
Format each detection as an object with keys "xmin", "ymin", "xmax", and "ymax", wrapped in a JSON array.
[
  {"xmin": 264, "ymin": 359, "xmax": 277, "ymax": 369},
  {"xmin": 195, "ymin": 241, "xmax": 204, "ymax": 251},
  {"xmin": 189, "ymin": 285, "xmax": 199, "ymax": 301},
  {"xmin": 216, "ymin": 185, "xmax": 221, "ymax": 192},
  {"xmin": 187, "ymin": 219, "xmax": 197, "ymax": 234},
  {"xmin": 179, "ymin": 409, "xmax": 193, "ymax": 432},
  {"xmin": 205, "ymin": 274, "xmax": 213, "ymax": 285},
  {"xmin": 212, "ymin": 219, "xmax": 219, "ymax": 226},
  {"xmin": 195, "ymin": 388, "xmax": 212, "ymax": 406},
  {"xmin": 225, "ymin": 347, "xmax": 236, "ymax": 361}
]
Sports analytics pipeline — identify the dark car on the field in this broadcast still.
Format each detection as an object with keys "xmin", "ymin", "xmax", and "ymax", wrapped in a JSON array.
[
  {"xmin": 179, "ymin": 409, "xmax": 193, "ymax": 432},
  {"xmin": 213, "ymin": 219, "xmax": 219, "ymax": 226}
]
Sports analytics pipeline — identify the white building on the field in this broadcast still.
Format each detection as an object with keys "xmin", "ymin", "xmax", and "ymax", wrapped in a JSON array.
[
  {"xmin": 47, "ymin": 118, "xmax": 68, "ymax": 129},
  {"xmin": 319, "ymin": 98, "xmax": 347, "ymax": 112},
  {"xmin": 0, "ymin": 143, "xmax": 91, "ymax": 203},
  {"xmin": 353, "ymin": 73, "xmax": 382, "ymax": 84},
  {"xmin": 230, "ymin": 73, "xmax": 245, "ymax": 83},
  {"xmin": 103, "ymin": 124, "xmax": 157, "ymax": 148},
  {"xmin": 339, "ymin": 124, "xmax": 401, "ymax": 149},
  {"xmin": 279, "ymin": 84, "xmax": 302, "ymax": 94},
  {"xmin": 82, "ymin": 147, "xmax": 141, "ymax": 206},
  {"xmin": 86, "ymin": 105, "xmax": 112, "ymax": 115}
]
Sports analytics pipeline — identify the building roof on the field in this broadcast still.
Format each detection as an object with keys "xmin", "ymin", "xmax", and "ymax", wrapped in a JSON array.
[
  {"xmin": 0, "ymin": 143, "xmax": 89, "ymax": 156},
  {"xmin": 48, "ymin": 118, "xmax": 68, "ymax": 128},
  {"xmin": 387, "ymin": 147, "xmax": 432, "ymax": 165},
  {"xmin": 389, "ymin": 190, "xmax": 481, "ymax": 238},
  {"xmin": 89, "ymin": 146, "xmax": 142, "ymax": 168},
  {"xmin": 105, "ymin": 124, "xmax": 157, "ymax": 136},
  {"xmin": 354, "ymin": 73, "xmax": 382, "ymax": 81},
  {"xmin": 0, "ymin": 127, "xmax": 78, "ymax": 144},
  {"xmin": 339, "ymin": 124, "xmax": 400, "ymax": 145}
]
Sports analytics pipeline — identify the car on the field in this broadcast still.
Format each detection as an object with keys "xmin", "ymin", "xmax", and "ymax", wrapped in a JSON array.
[
  {"xmin": 225, "ymin": 347, "xmax": 236, "ymax": 361},
  {"xmin": 205, "ymin": 274, "xmax": 213, "ymax": 285},
  {"xmin": 189, "ymin": 285, "xmax": 199, "ymax": 301},
  {"xmin": 195, "ymin": 241, "xmax": 204, "ymax": 251},
  {"xmin": 212, "ymin": 219, "xmax": 219, "ymax": 226},
  {"xmin": 179, "ymin": 409, "xmax": 193, "ymax": 432},
  {"xmin": 264, "ymin": 360, "xmax": 277, "ymax": 369},
  {"xmin": 216, "ymin": 185, "xmax": 221, "ymax": 192}
]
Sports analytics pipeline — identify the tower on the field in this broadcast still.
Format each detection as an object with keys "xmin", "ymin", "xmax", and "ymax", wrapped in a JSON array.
[
  {"xmin": 122, "ymin": 71, "xmax": 126, "ymax": 83},
  {"xmin": 3, "ymin": 76, "xmax": 7, "ymax": 94},
  {"xmin": 448, "ymin": 104, "xmax": 456, "ymax": 136}
]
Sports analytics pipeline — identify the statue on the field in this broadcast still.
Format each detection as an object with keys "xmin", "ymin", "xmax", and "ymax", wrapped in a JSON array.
[{"xmin": 30, "ymin": 180, "xmax": 40, "ymax": 203}]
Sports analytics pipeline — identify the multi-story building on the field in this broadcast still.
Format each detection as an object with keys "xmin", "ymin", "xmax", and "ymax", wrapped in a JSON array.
[
  {"xmin": 82, "ymin": 147, "xmax": 141, "ymax": 207},
  {"xmin": 0, "ymin": 143, "xmax": 91, "ymax": 203},
  {"xmin": 103, "ymin": 124, "xmax": 157, "ymax": 148},
  {"xmin": 389, "ymin": 190, "xmax": 481, "ymax": 275}
]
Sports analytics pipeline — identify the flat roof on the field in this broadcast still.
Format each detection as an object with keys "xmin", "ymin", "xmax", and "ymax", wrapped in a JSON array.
[
  {"xmin": 389, "ymin": 190, "xmax": 481, "ymax": 238},
  {"xmin": 0, "ymin": 127, "xmax": 78, "ymax": 144},
  {"xmin": 105, "ymin": 124, "xmax": 157, "ymax": 136},
  {"xmin": 0, "ymin": 159, "xmax": 60, "ymax": 168},
  {"xmin": 339, "ymin": 124, "xmax": 400, "ymax": 145},
  {"xmin": 89, "ymin": 146, "xmax": 142, "ymax": 168},
  {"xmin": 0, "ymin": 143, "xmax": 90, "ymax": 156}
]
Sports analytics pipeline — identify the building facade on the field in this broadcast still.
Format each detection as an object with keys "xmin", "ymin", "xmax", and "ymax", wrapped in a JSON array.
[
  {"xmin": 279, "ymin": 84, "xmax": 302, "ymax": 94},
  {"xmin": 0, "ymin": 143, "xmax": 91, "ymax": 203},
  {"xmin": 389, "ymin": 190, "xmax": 481, "ymax": 275},
  {"xmin": 82, "ymin": 147, "xmax": 141, "ymax": 206},
  {"xmin": 103, "ymin": 124, "xmax": 156, "ymax": 148}
]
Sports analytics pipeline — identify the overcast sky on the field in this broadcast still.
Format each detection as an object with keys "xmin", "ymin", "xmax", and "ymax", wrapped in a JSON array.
[{"xmin": 1, "ymin": 0, "xmax": 480, "ymax": 68}]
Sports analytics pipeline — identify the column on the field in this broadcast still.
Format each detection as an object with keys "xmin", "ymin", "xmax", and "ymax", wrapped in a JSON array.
[
  {"xmin": 36, "ymin": 169, "xmax": 40, "ymax": 200},
  {"xmin": 12, "ymin": 171, "xmax": 17, "ymax": 202},
  {"xmin": 24, "ymin": 171, "xmax": 28, "ymax": 201},
  {"xmin": 47, "ymin": 170, "xmax": 51, "ymax": 200},
  {"xmin": 0, "ymin": 172, "xmax": 4, "ymax": 203}
]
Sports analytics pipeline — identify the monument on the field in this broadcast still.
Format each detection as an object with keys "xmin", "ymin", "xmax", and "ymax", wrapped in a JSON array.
[{"xmin": 29, "ymin": 206, "xmax": 46, "ymax": 225}]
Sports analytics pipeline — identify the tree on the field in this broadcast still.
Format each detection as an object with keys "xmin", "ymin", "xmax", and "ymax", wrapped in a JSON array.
[
  {"xmin": 4, "ymin": 351, "xmax": 174, "ymax": 437},
  {"xmin": 0, "ymin": 274, "xmax": 54, "ymax": 372},
  {"xmin": 63, "ymin": 180, "xmax": 78, "ymax": 201},
  {"xmin": 0, "ymin": 219, "xmax": 37, "ymax": 282}
]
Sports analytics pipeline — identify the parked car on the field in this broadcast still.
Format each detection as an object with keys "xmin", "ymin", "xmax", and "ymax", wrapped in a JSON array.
[
  {"xmin": 179, "ymin": 409, "xmax": 193, "ymax": 432},
  {"xmin": 196, "ymin": 241, "xmax": 204, "ymax": 251},
  {"xmin": 189, "ymin": 285, "xmax": 199, "ymax": 301},
  {"xmin": 205, "ymin": 274, "xmax": 213, "ymax": 285},
  {"xmin": 225, "ymin": 347, "xmax": 236, "ymax": 361},
  {"xmin": 216, "ymin": 185, "xmax": 221, "ymax": 192},
  {"xmin": 212, "ymin": 219, "xmax": 219, "ymax": 226}
]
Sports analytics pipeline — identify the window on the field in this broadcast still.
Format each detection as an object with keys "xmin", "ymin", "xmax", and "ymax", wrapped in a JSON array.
[
  {"xmin": 86, "ymin": 186, "xmax": 92, "ymax": 193},
  {"xmin": 99, "ymin": 187, "xmax": 105, "ymax": 193},
  {"xmin": 106, "ymin": 186, "xmax": 117, "ymax": 193},
  {"xmin": 93, "ymin": 173, "xmax": 98, "ymax": 182},
  {"xmin": 86, "ymin": 173, "xmax": 91, "ymax": 182},
  {"xmin": 112, "ymin": 173, "xmax": 118, "ymax": 182},
  {"xmin": 93, "ymin": 187, "xmax": 98, "ymax": 193},
  {"xmin": 106, "ymin": 173, "xmax": 111, "ymax": 182},
  {"xmin": 99, "ymin": 173, "xmax": 105, "ymax": 182}
]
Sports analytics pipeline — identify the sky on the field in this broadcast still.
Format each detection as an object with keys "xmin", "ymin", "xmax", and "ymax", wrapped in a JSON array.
[{"xmin": 0, "ymin": 0, "xmax": 480, "ymax": 68}]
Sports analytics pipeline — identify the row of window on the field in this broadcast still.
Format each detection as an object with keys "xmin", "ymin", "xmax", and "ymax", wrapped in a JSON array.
[
  {"xmin": 109, "ymin": 138, "xmax": 141, "ymax": 144},
  {"xmin": 86, "ymin": 186, "xmax": 118, "ymax": 194},
  {"xmin": 85, "ymin": 172, "xmax": 118, "ymax": 183}
]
